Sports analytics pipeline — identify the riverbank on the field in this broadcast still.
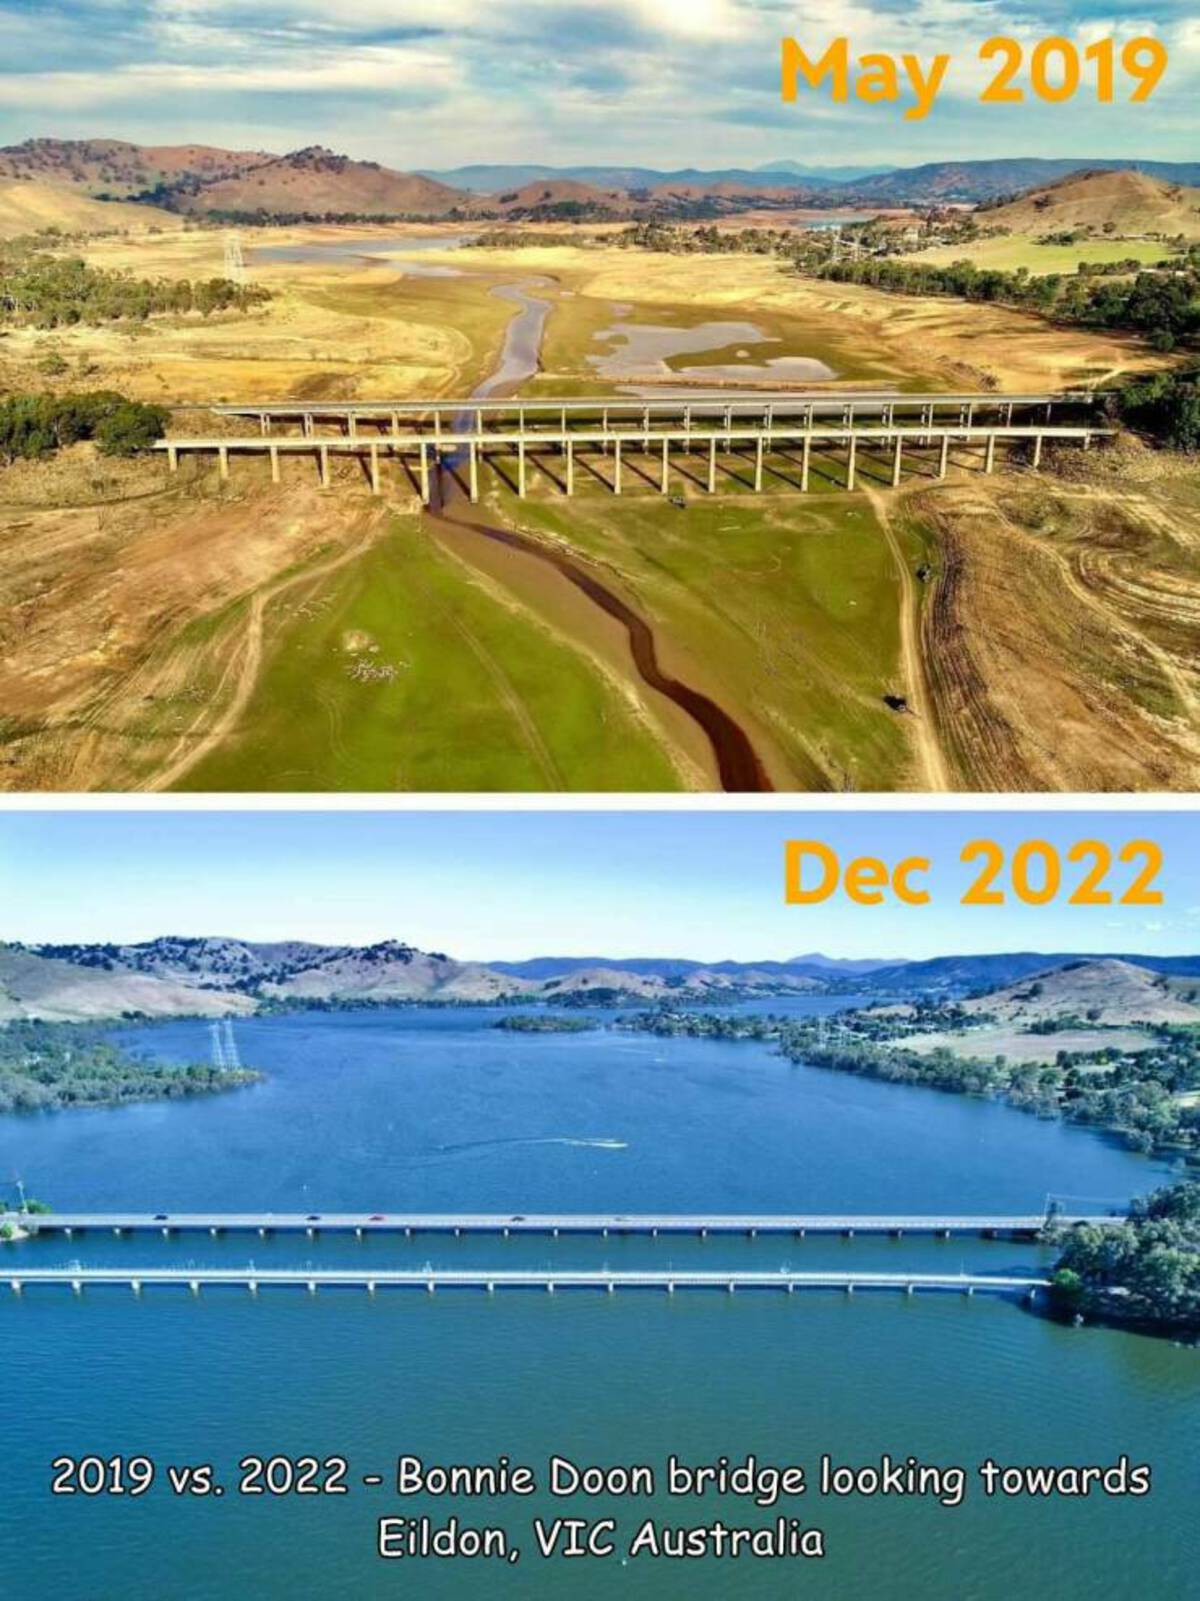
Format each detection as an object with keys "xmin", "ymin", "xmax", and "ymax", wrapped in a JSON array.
[{"xmin": 624, "ymin": 1008, "xmax": 1200, "ymax": 1161}]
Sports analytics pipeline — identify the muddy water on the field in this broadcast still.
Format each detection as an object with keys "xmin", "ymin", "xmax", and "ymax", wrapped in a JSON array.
[
  {"xmin": 590, "ymin": 317, "xmax": 835, "ymax": 384},
  {"xmin": 429, "ymin": 280, "xmax": 776, "ymax": 793}
]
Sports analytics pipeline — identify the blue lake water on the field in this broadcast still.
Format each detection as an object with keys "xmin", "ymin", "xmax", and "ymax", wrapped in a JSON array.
[{"xmin": 1, "ymin": 1006, "xmax": 1195, "ymax": 1599}]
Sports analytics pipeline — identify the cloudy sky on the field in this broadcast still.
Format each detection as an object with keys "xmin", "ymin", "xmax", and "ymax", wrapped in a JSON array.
[
  {"xmin": 0, "ymin": 1, "xmax": 1192, "ymax": 170},
  {"xmin": 1, "ymin": 809, "xmax": 1195, "ymax": 959}
]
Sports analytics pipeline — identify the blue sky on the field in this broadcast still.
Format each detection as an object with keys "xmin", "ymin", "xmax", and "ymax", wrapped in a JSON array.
[
  {"xmin": 0, "ymin": 2, "xmax": 1192, "ymax": 168},
  {"xmin": 1, "ymin": 810, "xmax": 1196, "ymax": 960}
]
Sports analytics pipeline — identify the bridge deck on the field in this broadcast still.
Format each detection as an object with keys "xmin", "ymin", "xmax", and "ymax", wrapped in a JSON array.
[
  {"xmin": 212, "ymin": 390, "xmax": 1099, "ymax": 418},
  {"xmin": 6, "ymin": 1268, "xmax": 1049, "ymax": 1295},
  {"xmin": 12, "ymin": 1211, "xmax": 1117, "ymax": 1236}
]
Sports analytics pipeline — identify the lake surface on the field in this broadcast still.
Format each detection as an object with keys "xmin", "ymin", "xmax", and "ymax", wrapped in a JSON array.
[
  {"xmin": 251, "ymin": 231, "xmax": 477, "ymax": 272},
  {"xmin": 2, "ymin": 1006, "xmax": 1195, "ymax": 1599}
]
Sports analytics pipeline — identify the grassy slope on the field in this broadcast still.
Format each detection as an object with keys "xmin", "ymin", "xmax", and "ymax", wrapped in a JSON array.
[
  {"xmin": 515, "ymin": 483, "xmax": 925, "ymax": 791},
  {"xmin": 904, "ymin": 236, "xmax": 1175, "ymax": 275},
  {"xmin": 177, "ymin": 511, "xmax": 679, "ymax": 792}
]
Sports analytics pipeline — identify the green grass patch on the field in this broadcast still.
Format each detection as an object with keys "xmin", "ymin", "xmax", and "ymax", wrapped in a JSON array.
[
  {"xmin": 176, "ymin": 512, "xmax": 680, "ymax": 793},
  {"xmin": 902, "ymin": 236, "xmax": 1176, "ymax": 276},
  {"xmin": 514, "ymin": 487, "xmax": 916, "ymax": 789}
]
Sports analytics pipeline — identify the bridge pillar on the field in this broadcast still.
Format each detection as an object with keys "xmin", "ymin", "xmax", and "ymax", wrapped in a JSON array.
[
  {"xmin": 419, "ymin": 442, "xmax": 430, "ymax": 504},
  {"xmin": 728, "ymin": 1282, "xmax": 735, "ymax": 1294},
  {"xmin": 72, "ymin": 1280, "xmax": 82, "ymax": 1296},
  {"xmin": 167, "ymin": 445, "xmax": 178, "ymax": 472},
  {"xmin": 845, "ymin": 1284, "xmax": 855, "ymax": 1295},
  {"xmin": 1083, "ymin": 432, "xmax": 1092, "ymax": 451},
  {"xmin": 801, "ymin": 434, "xmax": 811, "ymax": 493},
  {"xmin": 391, "ymin": 411, "xmax": 399, "ymax": 435},
  {"xmin": 1032, "ymin": 434, "xmax": 1043, "ymax": 470},
  {"xmin": 607, "ymin": 1282, "xmax": 615, "ymax": 1295},
  {"xmin": 707, "ymin": 437, "xmax": 717, "ymax": 494},
  {"xmin": 614, "ymin": 438, "xmax": 622, "ymax": 495},
  {"xmin": 683, "ymin": 406, "xmax": 692, "ymax": 434},
  {"xmin": 249, "ymin": 1281, "xmax": 258, "ymax": 1296},
  {"xmin": 306, "ymin": 1227, "xmax": 315, "ymax": 1239},
  {"xmin": 565, "ymin": 437, "xmax": 575, "ymax": 496},
  {"xmin": 906, "ymin": 1283, "xmax": 915, "ymax": 1296},
  {"xmin": 984, "ymin": 434, "xmax": 996, "ymax": 475},
  {"xmin": 547, "ymin": 1282, "xmax": 555, "ymax": 1295},
  {"xmin": 426, "ymin": 1281, "xmax": 435, "ymax": 1295},
  {"xmin": 938, "ymin": 435, "xmax": 950, "ymax": 479},
  {"xmin": 518, "ymin": 439, "xmax": 527, "ymax": 498},
  {"xmin": 892, "ymin": 436, "xmax": 903, "ymax": 489},
  {"xmin": 209, "ymin": 1227, "xmax": 218, "ymax": 1238},
  {"xmin": 308, "ymin": 1281, "xmax": 317, "ymax": 1295},
  {"xmin": 10, "ymin": 1280, "xmax": 20, "ymax": 1296},
  {"xmin": 161, "ymin": 1226, "xmax": 170, "ymax": 1238},
  {"xmin": 601, "ymin": 408, "xmax": 609, "ymax": 451},
  {"xmin": 754, "ymin": 434, "xmax": 764, "ymax": 493},
  {"xmin": 270, "ymin": 445, "xmax": 279, "ymax": 484},
  {"xmin": 319, "ymin": 445, "xmax": 330, "ymax": 489},
  {"xmin": 660, "ymin": 437, "xmax": 669, "ymax": 494},
  {"xmin": 190, "ymin": 1280, "xmax": 200, "ymax": 1297},
  {"xmin": 348, "ymin": 414, "xmax": 357, "ymax": 440},
  {"xmin": 667, "ymin": 1282, "xmax": 675, "ymax": 1295},
  {"xmin": 965, "ymin": 1286, "xmax": 974, "ymax": 1297},
  {"xmin": 218, "ymin": 445, "xmax": 229, "ymax": 482},
  {"xmin": 787, "ymin": 1283, "xmax": 794, "ymax": 1294},
  {"xmin": 368, "ymin": 1282, "xmax": 376, "ymax": 1296},
  {"xmin": 355, "ymin": 1227, "xmax": 363, "ymax": 1239},
  {"xmin": 131, "ymin": 1280, "xmax": 142, "ymax": 1296},
  {"xmin": 846, "ymin": 435, "xmax": 857, "ymax": 491},
  {"xmin": 370, "ymin": 443, "xmax": 381, "ymax": 496},
  {"xmin": 469, "ymin": 441, "xmax": 479, "ymax": 504},
  {"xmin": 1003, "ymin": 402, "xmax": 1013, "ymax": 425}
]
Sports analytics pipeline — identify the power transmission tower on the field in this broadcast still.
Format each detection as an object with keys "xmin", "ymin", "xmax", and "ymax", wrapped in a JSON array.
[{"xmin": 223, "ymin": 231, "xmax": 246, "ymax": 286}]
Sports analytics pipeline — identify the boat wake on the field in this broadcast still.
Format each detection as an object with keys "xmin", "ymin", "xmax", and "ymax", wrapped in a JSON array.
[{"xmin": 434, "ymin": 1136, "xmax": 628, "ymax": 1155}]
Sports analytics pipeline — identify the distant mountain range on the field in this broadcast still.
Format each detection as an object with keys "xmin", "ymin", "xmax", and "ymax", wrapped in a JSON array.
[
  {"xmin": 4, "ymin": 939, "xmax": 1200, "ymax": 1023},
  {"xmin": 6, "ymin": 137, "xmax": 1200, "ymax": 220},
  {"xmin": 415, "ymin": 162, "xmax": 887, "ymax": 193}
]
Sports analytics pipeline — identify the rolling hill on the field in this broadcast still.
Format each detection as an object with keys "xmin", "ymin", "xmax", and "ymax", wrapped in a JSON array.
[
  {"xmin": 0, "ymin": 179, "xmax": 177, "ymax": 238},
  {"xmin": 5, "ymin": 940, "xmax": 1200, "ymax": 1024},
  {"xmin": 963, "ymin": 958, "xmax": 1200, "ymax": 1026},
  {"xmin": 984, "ymin": 168, "xmax": 1200, "ymax": 238},
  {"xmin": 840, "ymin": 156, "xmax": 1200, "ymax": 205},
  {"xmin": 0, "ymin": 137, "xmax": 268, "ymax": 196},
  {"xmin": 0, "ymin": 945, "xmax": 255, "ymax": 1023},
  {"xmin": 170, "ymin": 147, "xmax": 465, "ymax": 218}
]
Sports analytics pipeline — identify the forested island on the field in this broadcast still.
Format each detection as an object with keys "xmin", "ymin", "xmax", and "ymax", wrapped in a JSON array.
[
  {"xmin": 0, "ymin": 1021, "xmax": 261, "ymax": 1113},
  {"xmin": 624, "ymin": 1006, "xmax": 1200, "ymax": 1156},
  {"xmin": 492, "ymin": 1014, "xmax": 596, "ymax": 1033},
  {"xmin": 1049, "ymin": 1181, "xmax": 1199, "ymax": 1335}
]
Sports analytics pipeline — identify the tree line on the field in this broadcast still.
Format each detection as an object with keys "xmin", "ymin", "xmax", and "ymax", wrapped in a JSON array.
[
  {"xmin": 1050, "ymin": 1181, "xmax": 1199, "ymax": 1333},
  {"xmin": 0, "ymin": 391, "xmax": 170, "ymax": 465},
  {"xmin": 0, "ymin": 246, "xmax": 269, "ymax": 329}
]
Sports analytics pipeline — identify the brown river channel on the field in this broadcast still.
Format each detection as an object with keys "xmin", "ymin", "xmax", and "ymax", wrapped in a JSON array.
[{"xmin": 425, "ymin": 278, "xmax": 774, "ymax": 792}]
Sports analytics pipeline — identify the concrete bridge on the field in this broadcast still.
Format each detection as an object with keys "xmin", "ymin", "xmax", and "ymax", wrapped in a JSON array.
[
  {"xmin": 211, "ymin": 390, "xmax": 1101, "ymax": 438},
  {"xmin": 9, "ymin": 1211, "xmax": 1120, "ymax": 1240},
  {"xmin": 4, "ymin": 1267, "xmax": 1050, "ymax": 1299},
  {"xmin": 156, "ymin": 419, "xmax": 1110, "ymax": 500}
]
